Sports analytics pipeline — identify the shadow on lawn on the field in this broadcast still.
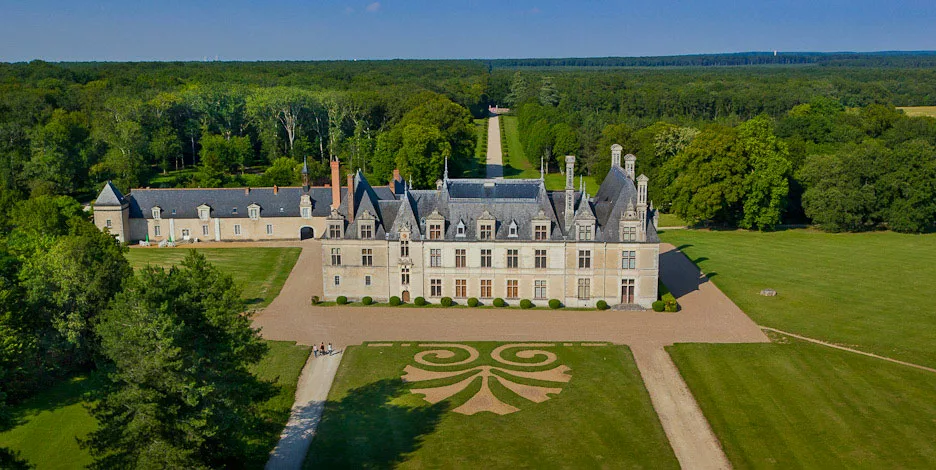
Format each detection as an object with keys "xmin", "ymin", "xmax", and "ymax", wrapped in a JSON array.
[
  {"xmin": 305, "ymin": 379, "xmax": 447, "ymax": 468},
  {"xmin": 5, "ymin": 373, "xmax": 104, "ymax": 429}
]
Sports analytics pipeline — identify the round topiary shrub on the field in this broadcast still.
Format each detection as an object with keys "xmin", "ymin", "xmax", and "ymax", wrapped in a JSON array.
[
  {"xmin": 520, "ymin": 299, "xmax": 533, "ymax": 309},
  {"xmin": 493, "ymin": 298, "xmax": 506, "ymax": 308},
  {"xmin": 652, "ymin": 300, "xmax": 665, "ymax": 312},
  {"xmin": 440, "ymin": 297, "xmax": 453, "ymax": 307},
  {"xmin": 548, "ymin": 299, "xmax": 562, "ymax": 309},
  {"xmin": 664, "ymin": 300, "xmax": 678, "ymax": 312},
  {"xmin": 467, "ymin": 297, "xmax": 480, "ymax": 307},
  {"xmin": 596, "ymin": 300, "xmax": 609, "ymax": 310},
  {"xmin": 414, "ymin": 296, "xmax": 427, "ymax": 306},
  {"xmin": 336, "ymin": 295, "xmax": 348, "ymax": 305},
  {"xmin": 389, "ymin": 296, "xmax": 402, "ymax": 306},
  {"xmin": 361, "ymin": 296, "xmax": 373, "ymax": 305},
  {"xmin": 310, "ymin": 295, "xmax": 319, "ymax": 305}
]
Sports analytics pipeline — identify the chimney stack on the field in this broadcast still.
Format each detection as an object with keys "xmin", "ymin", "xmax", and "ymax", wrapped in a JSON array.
[
  {"xmin": 330, "ymin": 158, "xmax": 341, "ymax": 209},
  {"xmin": 611, "ymin": 144, "xmax": 623, "ymax": 168},
  {"xmin": 624, "ymin": 154, "xmax": 637, "ymax": 181},
  {"xmin": 564, "ymin": 155, "xmax": 576, "ymax": 234},
  {"xmin": 273, "ymin": 185, "xmax": 279, "ymax": 195},
  {"xmin": 393, "ymin": 168, "xmax": 401, "ymax": 182},
  {"xmin": 347, "ymin": 173, "xmax": 355, "ymax": 223},
  {"xmin": 244, "ymin": 187, "xmax": 250, "ymax": 195}
]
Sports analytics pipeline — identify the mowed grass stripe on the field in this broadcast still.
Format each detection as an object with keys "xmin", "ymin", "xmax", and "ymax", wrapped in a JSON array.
[
  {"xmin": 660, "ymin": 229, "xmax": 936, "ymax": 367},
  {"xmin": 669, "ymin": 341, "xmax": 936, "ymax": 468},
  {"xmin": 125, "ymin": 247, "xmax": 301, "ymax": 308}
]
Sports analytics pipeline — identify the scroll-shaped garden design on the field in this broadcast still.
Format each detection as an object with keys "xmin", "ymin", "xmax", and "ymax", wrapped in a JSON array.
[{"xmin": 401, "ymin": 343, "xmax": 571, "ymax": 415}]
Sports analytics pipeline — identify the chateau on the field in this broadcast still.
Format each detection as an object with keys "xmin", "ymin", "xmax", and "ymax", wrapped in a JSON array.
[{"xmin": 93, "ymin": 146, "xmax": 660, "ymax": 308}]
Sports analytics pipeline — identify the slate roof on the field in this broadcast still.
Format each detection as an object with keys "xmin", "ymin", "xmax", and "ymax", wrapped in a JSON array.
[
  {"xmin": 125, "ymin": 187, "xmax": 340, "ymax": 219},
  {"xmin": 94, "ymin": 181, "xmax": 126, "ymax": 206}
]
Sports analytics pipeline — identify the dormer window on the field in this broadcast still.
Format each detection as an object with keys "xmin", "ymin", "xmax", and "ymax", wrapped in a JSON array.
[
  {"xmin": 171, "ymin": 209, "xmax": 177, "ymax": 216},
  {"xmin": 232, "ymin": 207, "xmax": 238, "ymax": 215},
  {"xmin": 198, "ymin": 205, "xmax": 210, "ymax": 221},
  {"xmin": 429, "ymin": 223, "xmax": 442, "ymax": 240},
  {"xmin": 479, "ymin": 223, "xmax": 493, "ymax": 240},
  {"xmin": 577, "ymin": 224, "xmax": 593, "ymax": 241},
  {"xmin": 456, "ymin": 221, "xmax": 466, "ymax": 237},
  {"xmin": 248, "ymin": 204, "xmax": 260, "ymax": 220},
  {"xmin": 151, "ymin": 207, "xmax": 161, "ymax": 220},
  {"xmin": 508, "ymin": 221, "xmax": 518, "ymax": 238},
  {"xmin": 534, "ymin": 224, "xmax": 548, "ymax": 240},
  {"xmin": 329, "ymin": 222, "xmax": 343, "ymax": 239},
  {"xmin": 359, "ymin": 223, "xmax": 373, "ymax": 239}
]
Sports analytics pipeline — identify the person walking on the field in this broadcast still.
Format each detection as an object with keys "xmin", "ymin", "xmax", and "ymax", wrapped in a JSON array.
[
  {"xmin": 319, "ymin": 342, "xmax": 326, "ymax": 357},
  {"xmin": 327, "ymin": 343, "xmax": 334, "ymax": 355},
  {"xmin": 313, "ymin": 344, "xmax": 318, "ymax": 358}
]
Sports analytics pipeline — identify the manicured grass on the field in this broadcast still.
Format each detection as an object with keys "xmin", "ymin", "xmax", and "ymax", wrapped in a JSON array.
[
  {"xmin": 305, "ymin": 342, "xmax": 677, "ymax": 468},
  {"xmin": 669, "ymin": 339, "xmax": 936, "ymax": 468},
  {"xmin": 126, "ymin": 247, "xmax": 300, "ymax": 308},
  {"xmin": 0, "ymin": 341, "xmax": 310, "ymax": 469},
  {"xmin": 659, "ymin": 229, "xmax": 936, "ymax": 367},
  {"xmin": 897, "ymin": 106, "xmax": 936, "ymax": 118},
  {"xmin": 657, "ymin": 212, "xmax": 686, "ymax": 227}
]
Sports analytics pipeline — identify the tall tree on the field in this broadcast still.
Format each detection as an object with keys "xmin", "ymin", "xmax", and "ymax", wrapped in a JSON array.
[{"xmin": 738, "ymin": 115, "xmax": 792, "ymax": 229}]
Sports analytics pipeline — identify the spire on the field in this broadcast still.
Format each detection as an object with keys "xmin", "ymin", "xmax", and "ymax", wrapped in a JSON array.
[
  {"xmin": 444, "ymin": 155, "xmax": 449, "ymax": 181},
  {"xmin": 540, "ymin": 155, "xmax": 544, "ymax": 180},
  {"xmin": 301, "ymin": 156, "xmax": 310, "ymax": 191}
]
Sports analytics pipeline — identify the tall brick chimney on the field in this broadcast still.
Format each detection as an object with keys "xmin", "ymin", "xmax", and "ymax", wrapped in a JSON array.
[
  {"xmin": 330, "ymin": 159, "xmax": 340, "ymax": 209},
  {"xmin": 347, "ymin": 173, "xmax": 355, "ymax": 223}
]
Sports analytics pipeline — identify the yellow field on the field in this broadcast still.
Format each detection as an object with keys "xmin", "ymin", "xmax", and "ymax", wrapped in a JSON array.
[{"xmin": 897, "ymin": 106, "xmax": 936, "ymax": 118}]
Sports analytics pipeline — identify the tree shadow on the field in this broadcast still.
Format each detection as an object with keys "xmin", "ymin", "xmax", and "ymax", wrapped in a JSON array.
[
  {"xmin": 244, "ymin": 297, "xmax": 265, "ymax": 306},
  {"xmin": 675, "ymin": 244, "xmax": 693, "ymax": 251},
  {"xmin": 501, "ymin": 164, "xmax": 522, "ymax": 178},
  {"xmin": 304, "ymin": 379, "xmax": 447, "ymax": 468},
  {"xmin": 4, "ymin": 373, "xmax": 104, "ymax": 429}
]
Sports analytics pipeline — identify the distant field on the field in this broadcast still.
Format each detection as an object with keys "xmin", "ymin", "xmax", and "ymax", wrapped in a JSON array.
[
  {"xmin": 670, "ymin": 339, "xmax": 936, "ymax": 468},
  {"xmin": 306, "ymin": 342, "xmax": 677, "ymax": 468},
  {"xmin": 898, "ymin": 106, "xmax": 936, "ymax": 118},
  {"xmin": 0, "ymin": 341, "xmax": 310, "ymax": 470},
  {"xmin": 125, "ymin": 247, "xmax": 301, "ymax": 308},
  {"xmin": 659, "ymin": 229, "xmax": 936, "ymax": 367}
]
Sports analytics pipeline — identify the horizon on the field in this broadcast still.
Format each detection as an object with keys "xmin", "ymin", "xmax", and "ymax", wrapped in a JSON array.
[{"xmin": 2, "ymin": 1, "xmax": 936, "ymax": 62}]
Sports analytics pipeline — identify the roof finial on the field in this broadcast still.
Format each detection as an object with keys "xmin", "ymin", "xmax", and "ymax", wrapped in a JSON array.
[
  {"xmin": 301, "ymin": 156, "xmax": 309, "ymax": 175},
  {"xmin": 444, "ymin": 155, "xmax": 449, "ymax": 181}
]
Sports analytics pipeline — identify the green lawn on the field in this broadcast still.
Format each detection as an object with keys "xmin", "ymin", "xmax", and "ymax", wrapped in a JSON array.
[
  {"xmin": 0, "ymin": 341, "xmax": 310, "ymax": 469},
  {"xmin": 657, "ymin": 213, "xmax": 686, "ymax": 227},
  {"xmin": 669, "ymin": 339, "xmax": 936, "ymax": 468},
  {"xmin": 305, "ymin": 342, "xmax": 677, "ymax": 468},
  {"xmin": 660, "ymin": 229, "xmax": 936, "ymax": 367},
  {"xmin": 126, "ymin": 247, "xmax": 300, "ymax": 308}
]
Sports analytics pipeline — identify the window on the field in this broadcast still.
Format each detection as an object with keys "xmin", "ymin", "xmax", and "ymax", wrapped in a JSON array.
[
  {"xmin": 534, "ymin": 280, "xmax": 547, "ymax": 299},
  {"xmin": 480, "ymin": 279, "xmax": 492, "ymax": 298},
  {"xmin": 534, "ymin": 224, "xmax": 547, "ymax": 240},
  {"xmin": 401, "ymin": 266, "xmax": 410, "ymax": 285},
  {"xmin": 199, "ymin": 208, "xmax": 209, "ymax": 220},
  {"xmin": 535, "ymin": 250, "xmax": 547, "ymax": 269},
  {"xmin": 578, "ymin": 224, "xmax": 592, "ymax": 241},
  {"xmin": 578, "ymin": 250, "xmax": 591, "ymax": 269},
  {"xmin": 455, "ymin": 279, "xmax": 467, "ymax": 298},
  {"xmin": 622, "ymin": 250, "xmax": 636, "ymax": 269},
  {"xmin": 360, "ymin": 224, "xmax": 372, "ymax": 239},
  {"xmin": 506, "ymin": 280, "xmax": 519, "ymax": 299},
  {"xmin": 151, "ymin": 207, "xmax": 160, "ymax": 219},
  {"xmin": 202, "ymin": 225, "xmax": 209, "ymax": 236},
  {"xmin": 577, "ymin": 279, "xmax": 591, "ymax": 300},
  {"xmin": 507, "ymin": 249, "xmax": 519, "ymax": 268},
  {"xmin": 171, "ymin": 209, "xmax": 177, "ymax": 216},
  {"xmin": 334, "ymin": 275, "xmax": 340, "ymax": 286},
  {"xmin": 154, "ymin": 225, "xmax": 161, "ymax": 236},
  {"xmin": 400, "ymin": 239, "xmax": 409, "ymax": 257},
  {"xmin": 105, "ymin": 219, "xmax": 112, "ymax": 228},
  {"xmin": 429, "ymin": 223, "xmax": 442, "ymax": 240},
  {"xmin": 181, "ymin": 228, "xmax": 190, "ymax": 239},
  {"xmin": 232, "ymin": 207, "xmax": 238, "ymax": 215},
  {"xmin": 249, "ymin": 207, "xmax": 260, "ymax": 220},
  {"xmin": 233, "ymin": 224, "xmax": 241, "ymax": 236},
  {"xmin": 623, "ymin": 226, "xmax": 637, "ymax": 242},
  {"xmin": 266, "ymin": 224, "xmax": 274, "ymax": 235},
  {"xmin": 430, "ymin": 249, "xmax": 442, "ymax": 267},
  {"xmin": 481, "ymin": 249, "xmax": 492, "ymax": 268},
  {"xmin": 430, "ymin": 279, "xmax": 442, "ymax": 297},
  {"xmin": 361, "ymin": 249, "xmax": 373, "ymax": 266},
  {"xmin": 480, "ymin": 223, "xmax": 493, "ymax": 240},
  {"xmin": 508, "ymin": 222, "xmax": 518, "ymax": 238},
  {"xmin": 331, "ymin": 248, "xmax": 341, "ymax": 266},
  {"xmin": 456, "ymin": 221, "xmax": 466, "ymax": 237},
  {"xmin": 302, "ymin": 207, "xmax": 311, "ymax": 218},
  {"xmin": 455, "ymin": 249, "xmax": 466, "ymax": 268},
  {"xmin": 329, "ymin": 224, "xmax": 342, "ymax": 239},
  {"xmin": 622, "ymin": 279, "xmax": 635, "ymax": 303},
  {"xmin": 365, "ymin": 275, "xmax": 372, "ymax": 287}
]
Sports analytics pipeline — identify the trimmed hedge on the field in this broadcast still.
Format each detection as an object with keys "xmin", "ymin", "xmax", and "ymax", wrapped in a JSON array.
[
  {"xmin": 549, "ymin": 299, "xmax": 562, "ymax": 309},
  {"xmin": 664, "ymin": 299, "xmax": 678, "ymax": 312},
  {"xmin": 414, "ymin": 296, "xmax": 427, "ymax": 306},
  {"xmin": 659, "ymin": 280, "xmax": 680, "ymax": 312},
  {"xmin": 336, "ymin": 295, "xmax": 348, "ymax": 305},
  {"xmin": 467, "ymin": 297, "xmax": 480, "ymax": 307},
  {"xmin": 520, "ymin": 299, "xmax": 533, "ymax": 309},
  {"xmin": 361, "ymin": 296, "xmax": 373, "ymax": 305},
  {"xmin": 310, "ymin": 295, "xmax": 319, "ymax": 305},
  {"xmin": 441, "ymin": 297, "xmax": 453, "ymax": 307},
  {"xmin": 493, "ymin": 298, "xmax": 506, "ymax": 308},
  {"xmin": 596, "ymin": 300, "xmax": 609, "ymax": 310},
  {"xmin": 652, "ymin": 300, "xmax": 665, "ymax": 312},
  {"xmin": 389, "ymin": 296, "xmax": 402, "ymax": 306}
]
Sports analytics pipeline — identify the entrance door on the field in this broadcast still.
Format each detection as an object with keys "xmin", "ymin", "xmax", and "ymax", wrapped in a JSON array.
[
  {"xmin": 621, "ymin": 279, "xmax": 635, "ymax": 304},
  {"xmin": 402, "ymin": 290, "xmax": 410, "ymax": 302},
  {"xmin": 300, "ymin": 226, "xmax": 315, "ymax": 240}
]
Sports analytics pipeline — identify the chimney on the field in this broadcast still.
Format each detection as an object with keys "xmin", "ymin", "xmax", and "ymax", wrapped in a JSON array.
[
  {"xmin": 330, "ymin": 159, "xmax": 341, "ymax": 209},
  {"xmin": 347, "ymin": 173, "xmax": 355, "ymax": 223},
  {"xmin": 611, "ymin": 144, "xmax": 622, "ymax": 168},
  {"xmin": 564, "ymin": 155, "xmax": 576, "ymax": 234},
  {"xmin": 273, "ymin": 185, "xmax": 279, "ymax": 195},
  {"xmin": 392, "ymin": 168, "xmax": 401, "ymax": 182},
  {"xmin": 244, "ymin": 187, "xmax": 250, "ymax": 195},
  {"xmin": 624, "ymin": 154, "xmax": 637, "ymax": 181}
]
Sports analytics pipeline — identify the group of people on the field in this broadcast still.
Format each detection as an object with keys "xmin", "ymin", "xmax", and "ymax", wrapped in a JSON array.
[{"xmin": 314, "ymin": 342, "xmax": 334, "ymax": 357}]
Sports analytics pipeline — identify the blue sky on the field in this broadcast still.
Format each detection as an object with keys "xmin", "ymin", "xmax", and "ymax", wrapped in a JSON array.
[{"xmin": 1, "ymin": 0, "xmax": 935, "ymax": 61}]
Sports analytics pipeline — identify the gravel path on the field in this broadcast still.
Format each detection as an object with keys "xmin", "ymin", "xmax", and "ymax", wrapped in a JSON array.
[
  {"xmin": 265, "ymin": 351, "xmax": 342, "ymax": 470},
  {"xmin": 485, "ymin": 116, "xmax": 503, "ymax": 178}
]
